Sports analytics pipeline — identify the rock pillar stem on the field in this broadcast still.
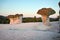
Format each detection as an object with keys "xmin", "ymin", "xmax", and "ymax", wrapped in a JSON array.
[{"xmin": 42, "ymin": 16, "xmax": 50, "ymax": 26}]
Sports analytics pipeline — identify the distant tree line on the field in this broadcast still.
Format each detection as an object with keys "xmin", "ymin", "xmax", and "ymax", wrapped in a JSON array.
[
  {"xmin": 50, "ymin": 17, "xmax": 59, "ymax": 22},
  {"xmin": 0, "ymin": 15, "xmax": 10, "ymax": 24},
  {"xmin": 0, "ymin": 15, "xmax": 59, "ymax": 24},
  {"xmin": 22, "ymin": 17, "xmax": 42, "ymax": 23},
  {"xmin": 22, "ymin": 16, "xmax": 59, "ymax": 23}
]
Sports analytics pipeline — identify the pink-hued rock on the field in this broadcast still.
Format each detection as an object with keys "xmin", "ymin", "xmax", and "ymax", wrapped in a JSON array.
[
  {"xmin": 7, "ymin": 14, "xmax": 23, "ymax": 24},
  {"xmin": 37, "ymin": 8, "xmax": 55, "ymax": 26}
]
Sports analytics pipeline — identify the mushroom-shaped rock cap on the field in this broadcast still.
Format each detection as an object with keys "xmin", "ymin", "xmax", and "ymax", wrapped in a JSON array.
[
  {"xmin": 14, "ymin": 14, "xmax": 23, "ymax": 18},
  {"xmin": 37, "ymin": 8, "xmax": 55, "ymax": 16},
  {"xmin": 7, "ymin": 15, "xmax": 14, "ymax": 18},
  {"xmin": 15, "ymin": 14, "xmax": 23, "ymax": 16},
  {"xmin": 7, "ymin": 14, "xmax": 23, "ymax": 18}
]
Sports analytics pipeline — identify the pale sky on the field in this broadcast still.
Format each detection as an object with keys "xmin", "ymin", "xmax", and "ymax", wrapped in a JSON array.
[{"xmin": 0, "ymin": 0, "xmax": 59, "ymax": 18}]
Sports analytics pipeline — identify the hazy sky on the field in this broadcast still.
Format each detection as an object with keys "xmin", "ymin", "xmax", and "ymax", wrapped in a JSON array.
[{"xmin": 0, "ymin": 0, "xmax": 59, "ymax": 18}]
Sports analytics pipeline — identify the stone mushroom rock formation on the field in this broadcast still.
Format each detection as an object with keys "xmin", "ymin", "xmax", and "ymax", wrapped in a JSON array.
[
  {"xmin": 7, "ymin": 14, "xmax": 23, "ymax": 24},
  {"xmin": 37, "ymin": 8, "xmax": 55, "ymax": 26}
]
